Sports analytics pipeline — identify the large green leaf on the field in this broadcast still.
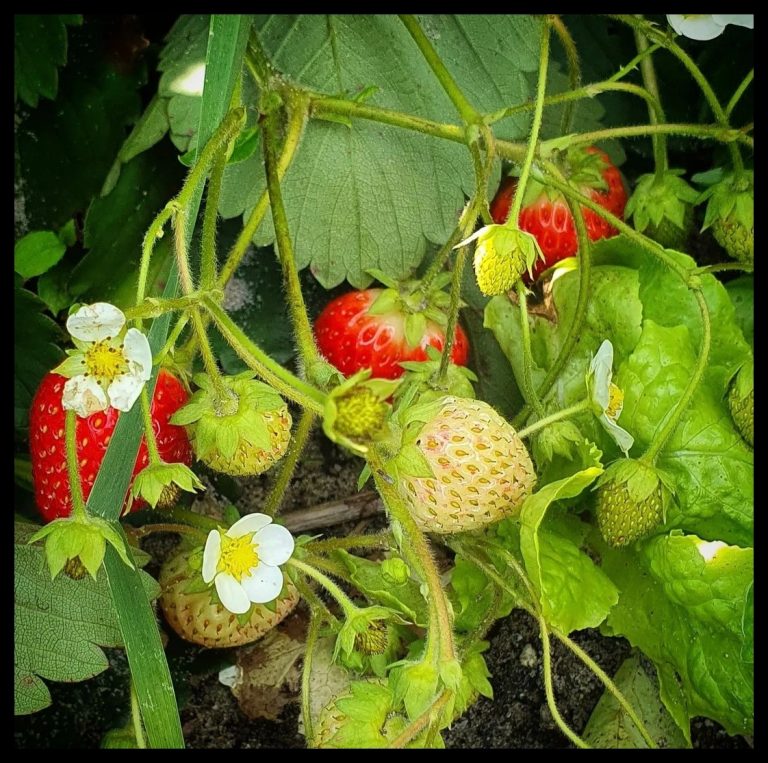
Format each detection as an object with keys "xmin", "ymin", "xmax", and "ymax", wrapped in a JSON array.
[
  {"xmin": 518, "ymin": 464, "xmax": 618, "ymax": 634},
  {"xmin": 155, "ymin": 15, "xmax": 607, "ymax": 288},
  {"xmin": 582, "ymin": 654, "xmax": 690, "ymax": 748},
  {"xmin": 724, "ymin": 274, "xmax": 753, "ymax": 349},
  {"xmin": 14, "ymin": 15, "xmax": 82, "ymax": 107},
  {"xmin": 601, "ymin": 532, "xmax": 753, "ymax": 738},
  {"xmin": 14, "ymin": 522, "xmax": 158, "ymax": 716},
  {"xmin": 616, "ymin": 320, "xmax": 753, "ymax": 547},
  {"xmin": 14, "ymin": 280, "xmax": 64, "ymax": 436}
]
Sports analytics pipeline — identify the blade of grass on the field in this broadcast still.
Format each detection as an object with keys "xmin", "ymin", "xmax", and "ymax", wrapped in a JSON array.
[{"xmin": 84, "ymin": 14, "xmax": 253, "ymax": 749}]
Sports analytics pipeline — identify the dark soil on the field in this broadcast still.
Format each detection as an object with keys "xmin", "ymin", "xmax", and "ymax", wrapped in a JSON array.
[{"xmin": 14, "ymin": 431, "xmax": 750, "ymax": 750}]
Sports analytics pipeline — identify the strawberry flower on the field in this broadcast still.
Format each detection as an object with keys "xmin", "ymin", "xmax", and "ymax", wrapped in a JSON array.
[
  {"xmin": 53, "ymin": 302, "xmax": 152, "ymax": 418},
  {"xmin": 586, "ymin": 340, "xmax": 634, "ymax": 456},
  {"xmin": 202, "ymin": 513, "xmax": 295, "ymax": 614},
  {"xmin": 666, "ymin": 14, "xmax": 753, "ymax": 41}
]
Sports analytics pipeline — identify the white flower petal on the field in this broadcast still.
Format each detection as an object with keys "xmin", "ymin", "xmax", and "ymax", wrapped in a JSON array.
[
  {"xmin": 712, "ymin": 15, "xmax": 753, "ymax": 30},
  {"xmin": 667, "ymin": 15, "xmax": 726, "ymax": 41},
  {"xmin": 218, "ymin": 665, "xmax": 242, "ymax": 688},
  {"xmin": 254, "ymin": 524, "xmax": 295, "ymax": 566},
  {"xmin": 599, "ymin": 413, "xmax": 635, "ymax": 456},
  {"xmin": 62, "ymin": 375, "xmax": 108, "ymax": 418},
  {"xmin": 240, "ymin": 563, "xmax": 284, "ymax": 604},
  {"xmin": 202, "ymin": 530, "xmax": 221, "ymax": 583},
  {"xmin": 589, "ymin": 340, "xmax": 614, "ymax": 410},
  {"xmin": 122, "ymin": 328, "xmax": 152, "ymax": 382},
  {"xmin": 226, "ymin": 512, "xmax": 272, "ymax": 539},
  {"xmin": 67, "ymin": 302, "xmax": 126, "ymax": 342},
  {"xmin": 107, "ymin": 373, "xmax": 145, "ymax": 413},
  {"xmin": 215, "ymin": 573, "xmax": 251, "ymax": 614}
]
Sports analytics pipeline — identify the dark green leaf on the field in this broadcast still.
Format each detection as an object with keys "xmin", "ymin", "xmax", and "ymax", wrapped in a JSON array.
[
  {"xmin": 14, "ymin": 281, "xmax": 64, "ymax": 435},
  {"xmin": 14, "ymin": 231, "xmax": 66, "ymax": 280},
  {"xmin": 14, "ymin": 15, "xmax": 82, "ymax": 107}
]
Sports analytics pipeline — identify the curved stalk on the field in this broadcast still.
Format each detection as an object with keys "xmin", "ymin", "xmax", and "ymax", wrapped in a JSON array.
[
  {"xmin": 301, "ymin": 609, "xmax": 321, "ymax": 746},
  {"xmin": 516, "ymin": 399, "xmax": 591, "ymax": 439},
  {"xmin": 726, "ymin": 69, "xmax": 754, "ymax": 119},
  {"xmin": 515, "ymin": 281, "xmax": 546, "ymax": 418},
  {"xmin": 550, "ymin": 15, "xmax": 581, "ymax": 134},
  {"xmin": 65, "ymin": 409, "xmax": 87, "ymax": 518}
]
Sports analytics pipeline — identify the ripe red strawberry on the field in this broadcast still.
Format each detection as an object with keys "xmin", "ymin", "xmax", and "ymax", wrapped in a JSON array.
[
  {"xmin": 490, "ymin": 146, "xmax": 627, "ymax": 282},
  {"xmin": 29, "ymin": 369, "xmax": 192, "ymax": 523},
  {"xmin": 314, "ymin": 288, "xmax": 469, "ymax": 380}
]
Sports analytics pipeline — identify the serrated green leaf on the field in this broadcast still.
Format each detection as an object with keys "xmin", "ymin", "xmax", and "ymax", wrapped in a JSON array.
[
  {"xmin": 15, "ymin": 15, "xmax": 82, "ymax": 107},
  {"xmin": 14, "ymin": 521, "xmax": 159, "ymax": 716},
  {"xmin": 15, "ymin": 231, "xmax": 67, "ymax": 280},
  {"xmin": 601, "ymin": 532, "xmax": 753, "ymax": 737},
  {"xmin": 14, "ymin": 281, "xmax": 64, "ymax": 435},
  {"xmin": 404, "ymin": 312, "xmax": 427, "ymax": 350},
  {"xmin": 519, "ymin": 466, "xmax": 618, "ymax": 633},
  {"xmin": 616, "ymin": 320, "xmax": 752, "ymax": 547},
  {"xmin": 583, "ymin": 654, "xmax": 690, "ymax": 748}
]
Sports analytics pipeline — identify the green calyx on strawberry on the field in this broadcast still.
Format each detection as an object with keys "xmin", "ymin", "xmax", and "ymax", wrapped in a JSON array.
[
  {"xmin": 393, "ymin": 345, "xmax": 478, "ymax": 409},
  {"xmin": 461, "ymin": 224, "xmax": 544, "ymax": 296},
  {"xmin": 322, "ymin": 369, "xmax": 400, "ymax": 455},
  {"xmin": 490, "ymin": 146, "xmax": 627, "ymax": 283},
  {"xmin": 384, "ymin": 395, "xmax": 537, "ymax": 534},
  {"xmin": 29, "ymin": 370, "xmax": 193, "ymax": 523},
  {"xmin": 726, "ymin": 358, "xmax": 753, "ymax": 447},
  {"xmin": 312, "ymin": 679, "xmax": 443, "ymax": 749},
  {"xmin": 131, "ymin": 461, "xmax": 204, "ymax": 510},
  {"xmin": 28, "ymin": 512, "xmax": 135, "ymax": 580},
  {"xmin": 159, "ymin": 547, "xmax": 299, "ymax": 648},
  {"xmin": 333, "ymin": 604, "xmax": 406, "ymax": 674},
  {"xmin": 532, "ymin": 419, "xmax": 585, "ymax": 467},
  {"xmin": 314, "ymin": 271, "xmax": 470, "ymax": 380},
  {"xmin": 625, "ymin": 170, "xmax": 699, "ymax": 249},
  {"xmin": 171, "ymin": 372, "xmax": 292, "ymax": 477},
  {"xmin": 594, "ymin": 459, "xmax": 674, "ymax": 548},
  {"xmin": 699, "ymin": 169, "xmax": 754, "ymax": 264}
]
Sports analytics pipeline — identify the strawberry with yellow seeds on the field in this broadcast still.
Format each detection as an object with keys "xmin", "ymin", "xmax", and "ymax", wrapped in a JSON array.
[
  {"xmin": 699, "ymin": 169, "xmax": 754, "ymax": 264},
  {"xmin": 159, "ymin": 547, "xmax": 299, "ymax": 648},
  {"xmin": 171, "ymin": 372, "xmax": 291, "ymax": 477},
  {"xmin": 391, "ymin": 396, "xmax": 537, "ymax": 534},
  {"xmin": 594, "ymin": 459, "xmax": 672, "ymax": 548}
]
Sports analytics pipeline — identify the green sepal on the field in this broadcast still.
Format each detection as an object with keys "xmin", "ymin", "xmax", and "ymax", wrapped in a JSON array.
[
  {"xmin": 404, "ymin": 312, "xmax": 427, "ymax": 350},
  {"xmin": 626, "ymin": 171, "xmax": 699, "ymax": 235},
  {"xmin": 699, "ymin": 170, "xmax": 754, "ymax": 231},
  {"xmin": 533, "ymin": 420, "xmax": 585, "ymax": 465},
  {"xmin": 236, "ymin": 606, "xmax": 254, "ymax": 626},
  {"xmin": 365, "ymin": 268, "xmax": 400, "ymax": 289},
  {"xmin": 595, "ymin": 458, "xmax": 674, "ymax": 511},
  {"xmin": 366, "ymin": 287, "xmax": 401, "ymax": 316},
  {"xmin": 28, "ymin": 514, "xmax": 135, "ymax": 580},
  {"xmin": 729, "ymin": 356, "xmax": 754, "ymax": 399},
  {"xmin": 51, "ymin": 353, "xmax": 86, "ymax": 379},
  {"xmin": 357, "ymin": 463, "xmax": 372, "ymax": 490},
  {"xmin": 130, "ymin": 461, "xmax": 204, "ymax": 508},
  {"xmin": 179, "ymin": 572, "xmax": 213, "ymax": 595},
  {"xmin": 389, "ymin": 660, "xmax": 440, "ymax": 719},
  {"xmin": 389, "ymin": 443, "xmax": 435, "ymax": 481}
]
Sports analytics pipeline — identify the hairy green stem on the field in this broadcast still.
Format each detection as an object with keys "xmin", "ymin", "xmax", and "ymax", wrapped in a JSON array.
[
  {"xmin": 436, "ymin": 245, "xmax": 468, "ymax": 386},
  {"xmin": 65, "ymin": 409, "xmax": 87, "ymax": 518},
  {"xmin": 293, "ymin": 575, "xmax": 338, "ymax": 626},
  {"xmin": 552, "ymin": 627, "xmax": 658, "ymax": 748},
  {"xmin": 201, "ymin": 296, "xmax": 326, "ymax": 413},
  {"xmin": 139, "ymin": 388, "xmax": 162, "ymax": 464},
  {"xmin": 693, "ymin": 262, "xmax": 753, "ymax": 276},
  {"xmin": 200, "ymin": 150, "xmax": 228, "ymax": 289},
  {"xmin": 262, "ymin": 98, "xmax": 321, "ymax": 370},
  {"xmin": 262, "ymin": 410, "xmax": 316, "ymax": 518},
  {"xmin": 550, "ymin": 15, "xmax": 581, "ymax": 134},
  {"xmin": 642, "ymin": 289, "xmax": 711, "ymax": 464},
  {"xmin": 399, "ymin": 15, "xmax": 480, "ymax": 124},
  {"xmin": 125, "ymin": 292, "xmax": 219, "ymax": 321},
  {"xmin": 387, "ymin": 690, "xmax": 451, "ymax": 749},
  {"xmin": 218, "ymin": 97, "xmax": 307, "ymax": 288},
  {"xmin": 726, "ymin": 69, "xmax": 754, "ymax": 119},
  {"xmin": 130, "ymin": 680, "xmax": 147, "ymax": 749},
  {"xmin": 633, "ymin": 19, "xmax": 668, "ymax": 178},
  {"xmin": 517, "ymin": 399, "xmax": 591, "ymax": 439},
  {"xmin": 288, "ymin": 557, "xmax": 358, "ymax": 617},
  {"xmin": 301, "ymin": 609, "xmax": 321, "ymax": 746},
  {"xmin": 136, "ymin": 205, "xmax": 175, "ymax": 329},
  {"xmin": 538, "ymin": 614, "xmax": 590, "ymax": 748},
  {"xmin": 156, "ymin": 313, "xmax": 190, "ymax": 364},
  {"xmin": 513, "ymin": 168, "xmax": 594, "ymax": 429},
  {"xmin": 509, "ymin": 18, "xmax": 551, "ymax": 225},
  {"xmin": 515, "ymin": 281, "xmax": 546, "ymax": 418},
  {"xmin": 608, "ymin": 41, "xmax": 663, "ymax": 82},
  {"xmin": 131, "ymin": 523, "xmax": 209, "ymax": 542},
  {"xmin": 164, "ymin": 505, "xmax": 221, "ymax": 533},
  {"xmin": 368, "ymin": 448, "xmax": 456, "ymax": 667},
  {"xmin": 172, "ymin": 206, "xmax": 196, "ymax": 296},
  {"xmin": 307, "ymin": 531, "xmax": 393, "ymax": 555},
  {"xmin": 544, "ymin": 122, "xmax": 752, "ymax": 152},
  {"xmin": 611, "ymin": 15, "xmax": 744, "ymax": 172}
]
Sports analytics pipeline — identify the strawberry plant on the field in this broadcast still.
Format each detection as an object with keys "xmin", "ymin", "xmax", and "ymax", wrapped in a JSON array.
[{"xmin": 15, "ymin": 13, "xmax": 752, "ymax": 751}]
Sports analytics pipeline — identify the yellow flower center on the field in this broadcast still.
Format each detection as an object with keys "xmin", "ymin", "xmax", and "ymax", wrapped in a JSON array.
[
  {"xmin": 218, "ymin": 533, "xmax": 259, "ymax": 582},
  {"xmin": 85, "ymin": 341, "xmax": 128, "ymax": 381},
  {"xmin": 606, "ymin": 383, "xmax": 624, "ymax": 421}
]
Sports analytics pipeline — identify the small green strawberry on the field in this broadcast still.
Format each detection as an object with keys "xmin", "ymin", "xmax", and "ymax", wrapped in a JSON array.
[
  {"xmin": 390, "ymin": 396, "xmax": 537, "ymax": 534},
  {"xmin": 170, "ymin": 372, "xmax": 291, "ymax": 477},
  {"xmin": 727, "ymin": 359, "xmax": 753, "ymax": 447},
  {"xmin": 594, "ymin": 459, "xmax": 673, "ymax": 548},
  {"xmin": 699, "ymin": 169, "xmax": 754, "ymax": 264},
  {"xmin": 625, "ymin": 170, "xmax": 699, "ymax": 250},
  {"xmin": 159, "ymin": 547, "xmax": 299, "ymax": 648}
]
